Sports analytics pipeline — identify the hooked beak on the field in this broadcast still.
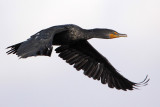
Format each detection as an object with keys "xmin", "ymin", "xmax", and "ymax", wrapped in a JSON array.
[
  {"xmin": 109, "ymin": 33, "xmax": 127, "ymax": 39},
  {"xmin": 118, "ymin": 34, "xmax": 127, "ymax": 37}
]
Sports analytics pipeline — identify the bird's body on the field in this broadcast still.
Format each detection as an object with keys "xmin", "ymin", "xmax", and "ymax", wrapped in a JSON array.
[
  {"xmin": 6, "ymin": 24, "xmax": 149, "ymax": 91},
  {"xmin": 52, "ymin": 24, "xmax": 88, "ymax": 45}
]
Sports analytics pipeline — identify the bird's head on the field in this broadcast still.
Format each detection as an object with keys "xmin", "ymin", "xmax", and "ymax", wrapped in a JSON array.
[
  {"xmin": 91, "ymin": 29, "xmax": 127, "ymax": 39},
  {"xmin": 107, "ymin": 30, "xmax": 127, "ymax": 39}
]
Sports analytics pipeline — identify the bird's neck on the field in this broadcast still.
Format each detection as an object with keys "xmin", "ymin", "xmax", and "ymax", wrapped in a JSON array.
[{"xmin": 85, "ymin": 29, "xmax": 106, "ymax": 39}]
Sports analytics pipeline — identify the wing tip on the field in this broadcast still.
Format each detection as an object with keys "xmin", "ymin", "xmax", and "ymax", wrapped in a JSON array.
[{"xmin": 134, "ymin": 75, "xmax": 150, "ymax": 87}]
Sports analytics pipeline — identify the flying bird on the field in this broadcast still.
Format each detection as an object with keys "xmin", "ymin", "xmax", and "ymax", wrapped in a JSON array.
[{"xmin": 6, "ymin": 24, "xmax": 149, "ymax": 91}]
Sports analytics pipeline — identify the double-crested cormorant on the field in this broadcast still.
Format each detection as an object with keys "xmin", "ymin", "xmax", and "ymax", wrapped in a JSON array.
[{"xmin": 6, "ymin": 24, "xmax": 149, "ymax": 91}]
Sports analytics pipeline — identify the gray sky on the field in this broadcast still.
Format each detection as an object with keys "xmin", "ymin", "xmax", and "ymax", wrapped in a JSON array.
[{"xmin": 0, "ymin": 0, "xmax": 160, "ymax": 107}]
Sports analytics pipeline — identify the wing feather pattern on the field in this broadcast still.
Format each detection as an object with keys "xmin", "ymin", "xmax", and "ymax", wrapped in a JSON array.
[{"xmin": 55, "ymin": 40, "xmax": 149, "ymax": 91}]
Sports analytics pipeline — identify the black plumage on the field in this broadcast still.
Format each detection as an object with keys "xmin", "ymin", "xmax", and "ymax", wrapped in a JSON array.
[{"xmin": 6, "ymin": 24, "xmax": 149, "ymax": 91}]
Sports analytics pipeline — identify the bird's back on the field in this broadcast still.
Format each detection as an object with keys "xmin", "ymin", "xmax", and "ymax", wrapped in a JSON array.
[{"xmin": 53, "ymin": 24, "xmax": 88, "ymax": 45}]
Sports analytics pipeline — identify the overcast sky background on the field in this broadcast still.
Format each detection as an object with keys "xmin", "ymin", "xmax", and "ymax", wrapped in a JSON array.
[{"xmin": 0, "ymin": 0, "xmax": 160, "ymax": 107}]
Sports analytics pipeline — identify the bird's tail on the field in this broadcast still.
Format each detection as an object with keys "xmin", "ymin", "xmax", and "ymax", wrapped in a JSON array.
[
  {"xmin": 6, "ymin": 42, "xmax": 53, "ymax": 58},
  {"xmin": 6, "ymin": 42, "xmax": 22, "ymax": 55}
]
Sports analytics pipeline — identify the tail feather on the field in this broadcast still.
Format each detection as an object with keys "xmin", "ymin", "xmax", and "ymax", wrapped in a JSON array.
[
  {"xmin": 6, "ymin": 43, "xmax": 22, "ymax": 55},
  {"xmin": 6, "ymin": 42, "xmax": 53, "ymax": 58}
]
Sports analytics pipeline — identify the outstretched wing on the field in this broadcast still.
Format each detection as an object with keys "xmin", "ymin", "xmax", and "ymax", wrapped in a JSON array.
[
  {"xmin": 7, "ymin": 26, "xmax": 67, "ymax": 58},
  {"xmin": 55, "ymin": 40, "xmax": 149, "ymax": 91}
]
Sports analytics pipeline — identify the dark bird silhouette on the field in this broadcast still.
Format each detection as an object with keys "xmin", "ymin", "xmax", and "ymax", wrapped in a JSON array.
[{"xmin": 6, "ymin": 24, "xmax": 149, "ymax": 91}]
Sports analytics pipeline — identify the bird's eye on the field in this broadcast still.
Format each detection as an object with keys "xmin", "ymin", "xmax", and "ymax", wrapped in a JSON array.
[{"xmin": 114, "ymin": 32, "xmax": 118, "ymax": 34}]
